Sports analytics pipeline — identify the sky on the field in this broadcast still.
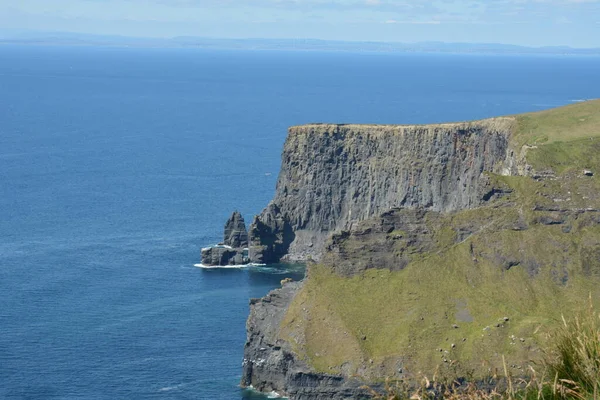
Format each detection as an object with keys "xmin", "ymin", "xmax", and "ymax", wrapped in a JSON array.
[{"xmin": 0, "ymin": 0, "xmax": 599, "ymax": 47}]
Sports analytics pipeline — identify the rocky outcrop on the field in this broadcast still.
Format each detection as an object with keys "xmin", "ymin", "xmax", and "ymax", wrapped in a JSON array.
[
  {"xmin": 248, "ymin": 203, "xmax": 295, "ymax": 264},
  {"xmin": 323, "ymin": 208, "xmax": 442, "ymax": 277},
  {"xmin": 201, "ymin": 246, "xmax": 248, "ymax": 266},
  {"xmin": 241, "ymin": 281, "xmax": 372, "ymax": 399},
  {"xmin": 201, "ymin": 211, "xmax": 249, "ymax": 266},
  {"xmin": 224, "ymin": 211, "xmax": 248, "ymax": 248},
  {"xmin": 248, "ymin": 119, "xmax": 520, "ymax": 262}
]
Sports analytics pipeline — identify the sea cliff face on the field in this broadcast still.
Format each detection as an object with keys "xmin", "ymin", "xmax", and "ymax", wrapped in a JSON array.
[
  {"xmin": 242, "ymin": 117, "xmax": 523, "ymax": 398},
  {"xmin": 248, "ymin": 119, "xmax": 520, "ymax": 262},
  {"xmin": 241, "ymin": 101, "xmax": 600, "ymax": 400}
]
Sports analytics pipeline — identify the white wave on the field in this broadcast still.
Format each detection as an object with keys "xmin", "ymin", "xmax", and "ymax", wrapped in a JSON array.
[
  {"xmin": 201, "ymin": 244, "xmax": 233, "ymax": 251},
  {"xmin": 193, "ymin": 262, "xmax": 267, "ymax": 269},
  {"xmin": 242, "ymin": 385, "xmax": 289, "ymax": 399},
  {"xmin": 158, "ymin": 383, "xmax": 185, "ymax": 392},
  {"xmin": 570, "ymin": 99, "xmax": 588, "ymax": 102},
  {"xmin": 194, "ymin": 263, "xmax": 249, "ymax": 269},
  {"xmin": 267, "ymin": 391, "xmax": 288, "ymax": 399}
]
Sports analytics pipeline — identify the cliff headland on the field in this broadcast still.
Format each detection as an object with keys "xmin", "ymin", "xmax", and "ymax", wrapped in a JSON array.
[{"xmin": 239, "ymin": 100, "xmax": 600, "ymax": 399}]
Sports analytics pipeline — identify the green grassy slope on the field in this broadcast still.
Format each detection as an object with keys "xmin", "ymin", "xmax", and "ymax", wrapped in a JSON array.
[
  {"xmin": 514, "ymin": 99, "xmax": 600, "ymax": 173},
  {"xmin": 278, "ymin": 100, "xmax": 600, "ymax": 382},
  {"xmin": 514, "ymin": 99, "xmax": 600, "ymax": 146}
]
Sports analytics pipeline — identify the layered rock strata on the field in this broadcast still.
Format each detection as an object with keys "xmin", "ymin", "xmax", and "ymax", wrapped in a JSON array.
[
  {"xmin": 248, "ymin": 119, "xmax": 519, "ymax": 263},
  {"xmin": 224, "ymin": 211, "xmax": 249, "ymax": 248}
]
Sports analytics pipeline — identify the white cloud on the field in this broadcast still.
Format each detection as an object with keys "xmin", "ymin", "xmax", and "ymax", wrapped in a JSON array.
[{"xmin": 0, "ymin": 0, "xmax": 597, "ymax": 46}]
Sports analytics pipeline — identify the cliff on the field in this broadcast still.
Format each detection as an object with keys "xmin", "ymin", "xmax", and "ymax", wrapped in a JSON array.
[
  {"xmin": 248, "ymin": 118, "xmax": 523, "ymax": 263},
  {"xmin": 242, "ymin": 281, "xmax": 372, "ymax": 399},
  {"xmin": 241, "ymin": 100, "xmax": 600, "ymax": 399}
]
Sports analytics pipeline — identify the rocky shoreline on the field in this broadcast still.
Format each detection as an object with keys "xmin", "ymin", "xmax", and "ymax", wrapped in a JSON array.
[{"xmin": 241, "ymin": 281, "xmax": 373, "ymax": 399}]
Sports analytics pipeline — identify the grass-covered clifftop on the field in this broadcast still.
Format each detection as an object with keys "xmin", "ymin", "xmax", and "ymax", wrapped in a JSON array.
[
  {"xmin": 515, "ymin": 99, "xmax": 600, "ymax": 173},
  {"xmin": 277, "ymin": 100, "xmax": 600, "ymax": 384}
]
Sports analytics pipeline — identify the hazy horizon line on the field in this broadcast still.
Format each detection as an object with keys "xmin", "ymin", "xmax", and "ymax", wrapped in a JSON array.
[{"xmin": 1, "ymin": 29, "xmax": 599, "ymax": 54}]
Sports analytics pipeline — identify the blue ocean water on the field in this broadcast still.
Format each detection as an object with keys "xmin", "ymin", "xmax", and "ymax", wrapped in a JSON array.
[{"xmin": 0, "ymin": 45, "xmax": 599, "ymax": 399}]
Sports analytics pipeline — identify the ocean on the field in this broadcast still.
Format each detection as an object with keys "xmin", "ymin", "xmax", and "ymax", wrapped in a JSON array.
[{"xmin": 0, "ymin": 45, "xmax": 598, "ymax": 399}]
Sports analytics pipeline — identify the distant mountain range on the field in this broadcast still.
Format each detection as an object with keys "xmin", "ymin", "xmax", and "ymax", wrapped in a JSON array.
[{"xmin": 1, "ymin": 31, "xmax": 598, "ymax": 55}]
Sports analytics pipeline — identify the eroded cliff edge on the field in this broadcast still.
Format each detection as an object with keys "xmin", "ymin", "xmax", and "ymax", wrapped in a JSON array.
[
  {"xmin": 242, "ymin": 100, "xmax": 600, "ymax": 399},
  {"xmin": 248, "ymin": 118, "xmax": 523, "ymax": 263},
  {"xmin": 242, "ymin": 281, "xmax": 371, "ymax": 399}
]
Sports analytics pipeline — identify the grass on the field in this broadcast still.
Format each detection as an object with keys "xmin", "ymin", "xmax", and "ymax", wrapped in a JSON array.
[
  {"xmin": 364, "ymin": 299, "xmax": 600, "ymax": 400},
  {"xmin": 278, "ymin": 170, "xmax": 600, "ymax": 381},
  {"xmin": 282, "ymin": 247, "xmax": 600, "ymax": 379},
  {"xmin": 513, "ymin": 100, "xmax": 600, "ymax": 147},
  {"xmin": 543, "ymin": 296, "xmax": 600, "ymax": 399},
  {"xmin": 511, "ymin": 100, "xmax": 600, "ymax": 173},
  {"xmin": 524, "ymin": 137, "xmax": 600, "ymax": 175}
]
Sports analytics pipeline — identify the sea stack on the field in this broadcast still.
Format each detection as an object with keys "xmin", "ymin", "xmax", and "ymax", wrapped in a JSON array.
[
  {"xmin": 224, "ymin": 211, "xmax": 249, "ymax": 248},
  {"xmin": 201, "ymin": 211, "xmax": 250, "ymax": 266}
]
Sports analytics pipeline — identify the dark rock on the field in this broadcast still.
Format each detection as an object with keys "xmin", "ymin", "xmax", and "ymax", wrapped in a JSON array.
[
  {"xmin": 248, "ymin": 203, "xmax": 295, "ymax": 264},
  {"xmin": 201, "ymin": 246, "xmax": 248, "ymax": 266},
  {"xmin": 503, "ymin": 260, "xmax": 521, "ymax": 270},
  {"xmin": 224, "ymin": 211, "xmax": 248, "ymax": 248},
  {"xmin": 248, "ymin": 121, "xmax": 519, "ymax": 263},
  {"xmin": 535, "ymin": 213, "xmax": 566, "ymax": 226},
  {"xmin": 201, "ymin": 211, "xmax": 250, "ymax": 266},
  {"xmin": 481, "ymin": 186, "xmax": 512, "ymax": 202}
]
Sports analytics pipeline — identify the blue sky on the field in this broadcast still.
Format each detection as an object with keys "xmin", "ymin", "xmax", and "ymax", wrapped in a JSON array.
[{"xmin": 1, "ymin": 0, "xmax": 599, "ymax": 47}]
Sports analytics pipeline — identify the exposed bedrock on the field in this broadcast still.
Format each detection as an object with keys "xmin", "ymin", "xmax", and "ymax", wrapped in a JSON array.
[
  {"xmin": 201, "ymin": 211, "xmax": 249, "ymax": 266},
  {"xmin": 248, "ymin": 203, "xmax": 295, "ymax": 264},
  {"xmin": 249, "ymin": 119, "xmax": 519, "ymax": 262},
  {"xmin": 224, "ymin": 211, "xmax": 249, "ymax": 248},
  {"xmin": 241, "ymin": 281, "xmax": 372, "ymax": 399},
  {"xmin": 200, "ymin": 246, "xmax": 248, "ymax": 266}
]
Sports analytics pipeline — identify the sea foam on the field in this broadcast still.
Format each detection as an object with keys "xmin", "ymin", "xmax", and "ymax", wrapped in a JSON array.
[{"xmin": 193, "ymin": 263, "xmax": 266, "ymax": 269}]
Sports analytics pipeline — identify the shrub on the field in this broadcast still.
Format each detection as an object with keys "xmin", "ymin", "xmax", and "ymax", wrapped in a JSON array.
[{"xmin": 543, "ymin": 295, "xmax": 600, "ymax": 400}]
